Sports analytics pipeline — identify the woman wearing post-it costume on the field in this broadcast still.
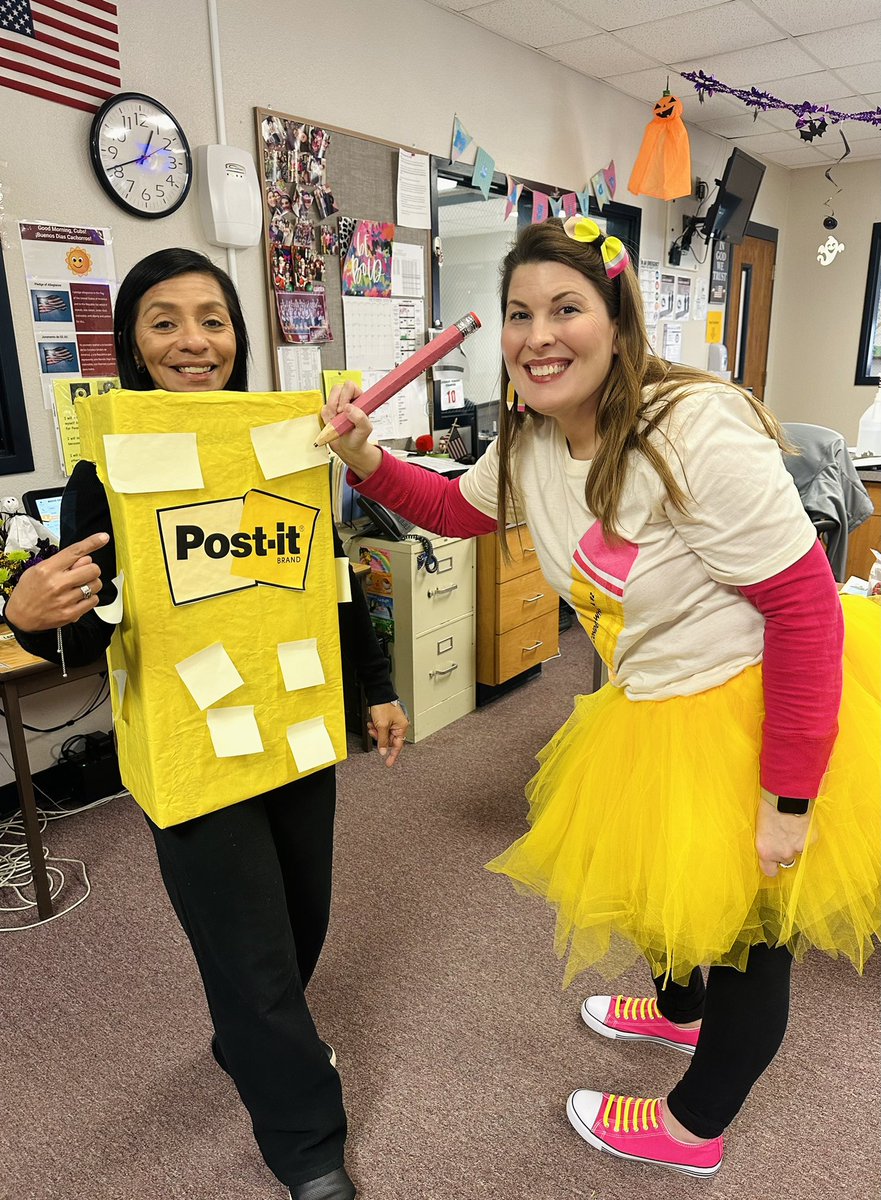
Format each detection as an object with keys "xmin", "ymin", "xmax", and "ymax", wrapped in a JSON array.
[
  {"xmin": 322, "ymin": 217, "xmax": 880, "ymax": 1180},
  {"xmin": 5, "ymin": 249, "xmax": 406, "ymax": 1200}
]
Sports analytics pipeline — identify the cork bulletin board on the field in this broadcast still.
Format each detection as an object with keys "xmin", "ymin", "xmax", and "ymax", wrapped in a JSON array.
[{"xmin": 253, "ymin": 107, "xmax": 433, "ymax": 442}]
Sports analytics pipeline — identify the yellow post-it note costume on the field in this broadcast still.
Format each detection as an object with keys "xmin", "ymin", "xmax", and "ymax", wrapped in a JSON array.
[{"xmin": 77, "ymin": 388, "xmax": 344, "ymax": 828}]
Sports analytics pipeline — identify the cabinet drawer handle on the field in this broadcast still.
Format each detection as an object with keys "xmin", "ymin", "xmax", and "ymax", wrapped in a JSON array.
[
  {"xmin": 429, "ymin": 662, "xmax": 459, "ymax": 679},
  {"xmin": 523, "ymin": 546, "xmax": 536, "ymax": 554},
  {"xmin": 428, "ymin": 583, "xmax": 458, "ymax": 598},
  {"xmin": 522, "ymin": 640, "xmax": 544, "ymax": 653},
  {"xmin": 523, "ymin": 592, "xmax": 545, "ymax": 604}
]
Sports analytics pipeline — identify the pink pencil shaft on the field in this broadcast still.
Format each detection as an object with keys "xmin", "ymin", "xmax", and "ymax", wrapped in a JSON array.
[{"xmin": 327, "ymin": 314, "xmax": 478, "ymax": 439}]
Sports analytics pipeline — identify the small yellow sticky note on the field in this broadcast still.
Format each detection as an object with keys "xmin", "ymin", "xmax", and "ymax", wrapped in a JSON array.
[
  {"xmin": 335, "ymin": 557, "xmax": 352, "ymax": 603},
  {"xmin": 96, "ymin": 571, "xmax": 124, "ymax": 625},
  {"xmin": 277, "ymin": 638, "xmax": 325, "ymax": 691},
  {"xmin": 706, "ymin": 311, "xmax": 724, "ymax": 344},
  {"xmin": 287, "ymin": 716, "xmax": 336, "ymax": 772},
  {"xmin": 104, "ymin": 433, "xmax": 204, "ymax": 493},
  {"xmin": 322, "ymin": 369, "xmax": 362, "ymax": 399},
  {"xmin": 112, "ymin": 668, "xmax": 127, "ymax": 713},
  {"xmin": 250, "ymin": 414, "xmax": 329, "ymax": 480},
  {"xmin": 176, "ymin": 643, "xmax": 244, "ymax": 711},
  {"xmin": 207, "ymin": 706, "xmax": 264, "ymax": 757},
  {"xmin": 229, "ymin": 488, "xmax": 319, "ymax": 590}
]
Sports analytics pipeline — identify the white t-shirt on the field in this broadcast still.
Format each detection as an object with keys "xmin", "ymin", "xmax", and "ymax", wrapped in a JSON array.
[{"xmin": 459, "ymin": 384, "xmax": 817, "ymax": 700}]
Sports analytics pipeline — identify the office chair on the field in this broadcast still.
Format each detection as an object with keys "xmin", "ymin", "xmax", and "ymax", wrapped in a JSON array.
[{"xmin": 782, "ymin": 423, "xmax": 873, "ymax": 581}]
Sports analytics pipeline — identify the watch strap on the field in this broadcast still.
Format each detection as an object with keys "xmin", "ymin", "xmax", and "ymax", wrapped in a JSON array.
[{"xmin": 774, "ymin": 795, "xmax": 811, "ymax": 815}]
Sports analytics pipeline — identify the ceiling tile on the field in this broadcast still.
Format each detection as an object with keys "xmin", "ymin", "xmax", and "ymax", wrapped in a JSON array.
[
  {"xmin": 678, "ymin": 88, "xmax": 744, "ymax": 117},
  {"xmin": 423, "ymin": 0, "xmax": 475, "ymax": 9},
  {"xmin": 674, "ymin": 40, "xmax": 821, "ymax": 84},
  {"xmin": 796, "ymin": 21, "xmax": 881, "ymax": 70},
  {"xmin": 749, "ymin": 0, "xmax": 881, "ymax": 37},
  {"xmin": 553, "ymin": 0, "xmax": 718, "ymax": 33},
  {"xmin": 843, "ymin": 135, "xmax": 881, "ymax": 158},
  {"xmin": 613, "ymin": 2, "xmax": 781, "ymax": 63},
  {"xmin": 763, "ymin": 144, "xmax": 840, "ymax": 166},
  {"xmin": 544, "ymin": 32, "xmax": 659, "ymax": 75},
  {"xmin": 465, "ymin": 0, "xmax": 599, "ymax": 46},
  {"xmin": 864, "ymin": 92, "xmax": 881, "ymax": 107},
  {"xmin": 836, "ymin": 61, "xmax": 881, "ymax": 95},
  {"xmin": 752, "ymin": 71, "xmax": 857, "ymax": 104},
  {"xmin": 760, "ymin": 107, "xmax": 811, "ymax": 131},
  {"xmin": 697, "ymin": 113, "xmax": 777, "ymax": 138},
  {"xmin": 600, "ymin": 65, "xmax": 682, "ymax": 102},
  {"xmin": 729, "ymin": 129, "xmax": 802, "ymax": 152}
]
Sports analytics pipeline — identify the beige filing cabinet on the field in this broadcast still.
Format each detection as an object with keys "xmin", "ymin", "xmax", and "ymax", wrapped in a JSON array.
[
  {"xmin": 476, "ymin": 523, "xmax": 559, "ymax": 686},
  {"xmin": 348, "ymin": 532, "xmax": 476, "ymax": 742}
]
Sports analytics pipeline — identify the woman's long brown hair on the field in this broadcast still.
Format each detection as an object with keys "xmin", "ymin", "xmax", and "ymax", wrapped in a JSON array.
[{"xmin": 495, "ymin": 220, "xmax": 789, "ymax": 543}]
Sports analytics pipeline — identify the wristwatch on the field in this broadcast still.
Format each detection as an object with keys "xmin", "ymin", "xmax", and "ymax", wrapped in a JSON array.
[{"xmin": 762, "ymin": 789, "xmax": 810, "ymax": 816}]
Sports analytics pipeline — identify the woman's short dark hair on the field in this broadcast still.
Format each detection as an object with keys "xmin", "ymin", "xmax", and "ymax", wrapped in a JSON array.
[{"xmin": 113, "ymin": 248, "xmax": 250, "ymax": 391}]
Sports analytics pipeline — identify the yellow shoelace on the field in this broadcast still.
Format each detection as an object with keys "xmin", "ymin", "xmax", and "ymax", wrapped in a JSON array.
[
  {"xmin": 614, "ymin": 995, "xmax": 660, "ymax": 1022},
  {"xmin": 602, "ymin": 1093, "xmax": 661, "ymax": 1134}
]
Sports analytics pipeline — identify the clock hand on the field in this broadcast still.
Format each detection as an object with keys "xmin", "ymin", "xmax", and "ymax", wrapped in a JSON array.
[{"xmin": 105, "ymin": 134, "xmax": 162, "ymax": 172}]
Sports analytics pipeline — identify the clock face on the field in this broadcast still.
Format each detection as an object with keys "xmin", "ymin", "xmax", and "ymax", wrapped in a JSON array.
[{"xmin": 89, "ymin": 92, "xmax": 192, "ymax": 219}]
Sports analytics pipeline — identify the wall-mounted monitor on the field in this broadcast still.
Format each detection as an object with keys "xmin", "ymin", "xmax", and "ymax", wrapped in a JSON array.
[{"xmin": 702, "ymin": 148, "xmax": 766, "ymax": 245}]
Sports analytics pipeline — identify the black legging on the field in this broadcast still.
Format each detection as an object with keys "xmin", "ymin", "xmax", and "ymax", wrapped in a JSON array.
[
  {"xmin": 653, "ymin": 944, "xmax": 793, "ymax": 1139},
  {"xmin": 148, "ymin": 768, "xmax": 345, "ymax": 1188}
]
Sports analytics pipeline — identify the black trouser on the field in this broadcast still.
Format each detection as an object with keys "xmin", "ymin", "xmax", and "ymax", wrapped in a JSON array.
[
  {"xmin": 653, "ymin": 944, "xmax": 793, "ymax": 1139},
  {"xmin": 147, "ymin": 767, "xmax": 345, "ymax": 1188}
]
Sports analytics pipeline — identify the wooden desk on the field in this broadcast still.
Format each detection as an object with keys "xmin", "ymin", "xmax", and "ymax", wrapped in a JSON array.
[
  {"xmin": 0, "ymin": 626, "xmax": 107, "ymax": 919},
  {"xmin": 848, "ymin": 470, "xmax": 881, "ymax": 580}
]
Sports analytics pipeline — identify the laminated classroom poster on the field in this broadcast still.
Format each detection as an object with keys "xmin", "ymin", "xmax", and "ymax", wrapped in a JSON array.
[
  {"xmin": 76, "ymin": 388, "xmax": 346, "ymax": 828},
  {"xmin": 341, "ymin": 220, "xmax": 394, "ymax": 297}
]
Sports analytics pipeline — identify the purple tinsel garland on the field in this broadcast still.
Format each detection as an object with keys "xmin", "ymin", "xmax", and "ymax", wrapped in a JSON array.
[{"xmin": 681, "ymin": 69, "xmax": 881, "ymax": 130}]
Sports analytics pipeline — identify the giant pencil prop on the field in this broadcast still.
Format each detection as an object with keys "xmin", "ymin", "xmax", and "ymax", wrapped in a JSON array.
[{"xmin": 314, "ymin": 312, "xmax": 481, "ymax": 447}]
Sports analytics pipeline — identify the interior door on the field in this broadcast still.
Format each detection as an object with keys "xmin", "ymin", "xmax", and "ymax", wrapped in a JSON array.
[{"xmin": 724, "ymin": 231, "xmax": 777, "ymax": 400}]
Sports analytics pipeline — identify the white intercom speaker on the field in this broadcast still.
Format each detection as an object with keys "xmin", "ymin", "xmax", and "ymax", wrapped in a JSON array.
[{"xmin": 194, "ymin": 145, "xmax": 262, "ymax": 248}]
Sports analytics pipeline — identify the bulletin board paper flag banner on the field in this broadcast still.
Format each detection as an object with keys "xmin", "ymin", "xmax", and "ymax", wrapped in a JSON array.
[
  {"xmin": 0, "ymin": 0, "xmax": 121, "ymax": 115},
  {"xmin": 591, "ymin": 168, "xmax": 609, "ymax": 210},
  {"xmin": 470, "ymin": 147, "xmax": 495, "ymax": 200},
  {"xmin": 604, "ymin": 160, "xmax": 617, "ymax": 197},
  {"xmin": 550, "ymin": 197, "xmax": 563, "ymax": 217},
  {"xmin": 628, "ymin": 93, "xmax": 692, "ymax": 201},
  {"xmin": 75, "ymin": 386, "xmax": 346, "ymax": 829},
  {"xmin": 562, "ymin": 192, "xmax": 579, "ymax": 217},
  {"xmin": 577, "ymin": 188, "xmax": 592, "ymax": 215},
  {"xmin": 450, "ymin": 115, "xmax": 474, "ymax": 163},
  {"xmin": 504, "ymin": 176, "xmax": 522, "ymax": 220},
  {"xmin": 341, "ymin": 220, "xmax": 394, "ymax": 297},
  {"xmin": 532, "ymin": 191, "xmax": 550, "ymax": 224}
]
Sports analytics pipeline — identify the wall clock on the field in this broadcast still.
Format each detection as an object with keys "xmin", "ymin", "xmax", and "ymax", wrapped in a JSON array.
[{"xmin": 89, "ymin": 92, "xmax": 192, "ymax": 219}]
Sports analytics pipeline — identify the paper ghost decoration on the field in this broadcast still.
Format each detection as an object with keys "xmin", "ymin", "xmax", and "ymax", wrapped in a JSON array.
[{"xmin": 628, "ymin": 93, "xmax": 692, "ymax": 201}]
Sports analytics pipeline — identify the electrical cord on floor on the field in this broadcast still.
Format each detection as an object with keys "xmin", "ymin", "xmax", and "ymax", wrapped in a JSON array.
[{"xmin": 0, "ymin": 743, "xmax": 128, "ymax": 931}]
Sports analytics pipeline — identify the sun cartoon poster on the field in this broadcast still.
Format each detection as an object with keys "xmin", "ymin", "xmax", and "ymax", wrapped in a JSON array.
[
  {"xmin": 341, "ymin": 219, "xmax": 394, "ymax": 298},
  {"xmin": 19, "ymin": 221, "xmax": 119, "ymax": 398}
]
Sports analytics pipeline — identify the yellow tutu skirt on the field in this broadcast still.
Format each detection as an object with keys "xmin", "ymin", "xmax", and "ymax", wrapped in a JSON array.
[{"xmin": 487, "ymin": 596, "xmax": 880, "ymax": 986}]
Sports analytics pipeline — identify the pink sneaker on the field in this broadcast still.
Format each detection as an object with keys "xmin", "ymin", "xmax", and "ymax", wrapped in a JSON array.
[
  {"xmin": 581, "ymin": 995, "xmax": 700, "ymax": 1056},
  {"xmin": 567, "ymin": 1090, "xmax": 724, "ymax": 1177}
]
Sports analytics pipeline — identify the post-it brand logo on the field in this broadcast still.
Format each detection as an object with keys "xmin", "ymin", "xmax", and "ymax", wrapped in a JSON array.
[
  {"xmin": 157, "ymin": 490, "xmax": 319, "ymax": 606},
  {"xmin": 176, "ymin": 521, "xmax": 302, "ymax": 562}
]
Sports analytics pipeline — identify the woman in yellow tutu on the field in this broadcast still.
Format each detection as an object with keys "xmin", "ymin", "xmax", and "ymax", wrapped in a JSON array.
[{"xmin": 322, "ymin": 216, "xmax": 880, "ymax": 1179}]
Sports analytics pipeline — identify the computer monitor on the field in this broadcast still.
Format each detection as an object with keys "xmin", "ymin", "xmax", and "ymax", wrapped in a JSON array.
[
  {"xmin": 702, "ymin": 148, "xmax": 766, "ymax": 246},
  {"xmin": 21, "ymin": 487, "xmax": 65, "ymax": 542}
]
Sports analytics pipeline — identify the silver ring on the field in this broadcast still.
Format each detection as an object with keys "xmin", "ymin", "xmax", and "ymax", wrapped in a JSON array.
[
  {"xmin": 79, "ymin": 583, "xmax": 92, "ymax": 600},
  {"xmin": 778, "ymin": 859, "xmax": 796, "ymax": 869}
]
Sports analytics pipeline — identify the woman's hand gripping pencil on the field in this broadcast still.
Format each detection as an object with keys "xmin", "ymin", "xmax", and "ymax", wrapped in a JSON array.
[{"xmin": 314, "ymin": 312, "xmax": 481, "ymax": 447}]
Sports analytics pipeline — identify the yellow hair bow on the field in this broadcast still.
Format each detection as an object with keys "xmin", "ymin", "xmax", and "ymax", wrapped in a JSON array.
[{"xmin": 562, "ymin": 215, "xmax": 629, "ymax": 279}]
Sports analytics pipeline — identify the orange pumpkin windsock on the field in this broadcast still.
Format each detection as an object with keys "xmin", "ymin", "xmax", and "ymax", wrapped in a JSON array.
[{"xmin": 628, "ymin": 92, "xmax": 692, "ymax": 201}]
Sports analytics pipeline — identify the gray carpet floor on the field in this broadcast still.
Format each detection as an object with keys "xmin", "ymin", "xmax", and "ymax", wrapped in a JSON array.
[{"xmin": 1, "ymin": 626, "xmax": 878, "ymax": 1200}]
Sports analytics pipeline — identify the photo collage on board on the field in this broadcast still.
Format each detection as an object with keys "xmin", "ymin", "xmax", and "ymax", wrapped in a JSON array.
[{"xmin": 261, "ymin": 114, "xmax": 338, "ymax": 344}]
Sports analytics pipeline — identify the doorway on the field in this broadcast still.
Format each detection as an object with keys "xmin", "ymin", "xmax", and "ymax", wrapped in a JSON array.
[{"xmin": 724, "ymin": 223, "xmax": 778, "ymax": 400}]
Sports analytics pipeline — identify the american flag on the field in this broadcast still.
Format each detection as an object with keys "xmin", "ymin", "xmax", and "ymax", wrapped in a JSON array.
[
  {"xmin": 0, "ymin": 0, "xmax": 120, "ymax": 114},
  {"xmin": 443, "ymin": 421, "xmax": 469, "ymax": 463}
]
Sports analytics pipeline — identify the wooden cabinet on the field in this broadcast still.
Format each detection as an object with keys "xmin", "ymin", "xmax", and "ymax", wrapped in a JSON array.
[
  {"xmin": 476, "ymin": 523, "xmax": 559, "ymax": 687},
  {"xmin": 846, "ymin": 479, "xmax": 881, "ymax": 581},
  {"xmin": 347, "ymin": 532, "xmax": 475, "ymax": 743}
]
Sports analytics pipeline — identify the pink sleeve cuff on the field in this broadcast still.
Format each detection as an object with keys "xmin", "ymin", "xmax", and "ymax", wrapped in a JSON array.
[{"xmin": 349, "ymin": 452, "xmax": 497, "ymax": 538}]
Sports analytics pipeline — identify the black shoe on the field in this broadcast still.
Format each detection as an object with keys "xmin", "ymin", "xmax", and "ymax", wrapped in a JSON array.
[
  {"xmin": 288, "ymin": 1167, "xmax": 356, "ymax": 1200},
  {"xmin": 211, "ymin": 1034, "xmax": 336, "ymax": 1074}
]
